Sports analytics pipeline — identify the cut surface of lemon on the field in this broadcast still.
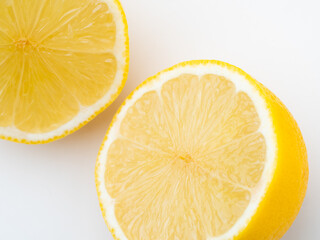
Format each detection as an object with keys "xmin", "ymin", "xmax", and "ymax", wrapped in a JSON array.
[
  {"xmin": 0, "ymin": 0, "xmax": 128, "ymax": 143},
  {"xmin": 96, "ymin": 60, "xmax": 308, "ymax": 240}
]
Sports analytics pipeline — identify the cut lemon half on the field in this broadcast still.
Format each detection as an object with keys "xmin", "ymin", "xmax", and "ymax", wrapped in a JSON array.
[
  {"xmin": 0, "ymin": 0, "xmax": 128, "ymax": 143},
  {"xmin": 96, "ymin": 60, "xmax": 308, "ymax": 240}
]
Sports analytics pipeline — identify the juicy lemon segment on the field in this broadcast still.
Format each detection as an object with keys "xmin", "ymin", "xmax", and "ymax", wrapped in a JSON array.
[
  {"xmin": 13, "ymin": 49, "xmax": 80, "ymax": 133},
  {"xmin": 103, "ymin": 72, "xmax": 266, "ymax": 238},
  {"xmin": 0, "ymin": 0, "xmax": 128, "ymax": 142}
]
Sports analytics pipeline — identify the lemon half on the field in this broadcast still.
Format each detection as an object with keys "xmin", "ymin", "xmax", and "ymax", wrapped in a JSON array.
[
  {"xmin": 0, "ymin": 0, "xmax": 129, "ymax": 143},
  {"xmin": 96, "ymin": 60, "xmax": 308, "ymax": 240}
]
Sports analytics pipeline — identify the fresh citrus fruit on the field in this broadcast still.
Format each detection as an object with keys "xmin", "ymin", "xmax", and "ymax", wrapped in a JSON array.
[
  {"xmin": 0, "ymin": 0, "xmax": 128, "ymax": 143},
  {"xmin": 96, "ymin": 60, "xmax": 308, "ymax": 240}
]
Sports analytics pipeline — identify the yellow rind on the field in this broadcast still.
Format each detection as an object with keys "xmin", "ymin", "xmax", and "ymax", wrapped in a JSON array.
[
  {"xmin": 95, "ymin": 60, "xmax": 308, "ymax": 240},
  {"xmin": 0, "ymin": 0, "xmax": 129, "ymax": 144},
  {"xmin": 234, "ymin": 78, "xmax": 308, "ymax": 239}
]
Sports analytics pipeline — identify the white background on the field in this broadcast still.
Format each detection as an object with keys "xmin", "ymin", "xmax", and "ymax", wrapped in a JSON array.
[{"xmin": 0, "ymin": 0, "xmax": 319, "ymax": 239}]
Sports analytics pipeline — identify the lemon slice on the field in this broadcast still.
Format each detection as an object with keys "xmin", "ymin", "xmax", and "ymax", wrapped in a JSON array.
[
  {"xmin": 0, "ymin": 0, "xmax": 128, "ymax": 143},
  {"xmin": 96, "ymin": 60, "xmax": 308, "ymax": 239}
]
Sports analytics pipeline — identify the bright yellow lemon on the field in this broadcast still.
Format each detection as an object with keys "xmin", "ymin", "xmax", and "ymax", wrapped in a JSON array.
[
  {"xmin": 0, "ymin": 0, "xmax": 129, "ymax": 143},
  {"xmin": 96, "ymin": 60, "xmax": 308, "ymax": 240}
]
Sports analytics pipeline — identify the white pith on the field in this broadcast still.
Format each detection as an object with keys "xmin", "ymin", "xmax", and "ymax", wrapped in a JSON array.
[
  {"xmin": 0, "ymin": 0, "xmax": 128, "ymax": 142},
  {"xmin": 96, "ymin": 62, "xmax": 277, "ymax": 240}
]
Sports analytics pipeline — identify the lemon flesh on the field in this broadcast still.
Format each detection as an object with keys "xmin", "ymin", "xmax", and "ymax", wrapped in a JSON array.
[
  {"xmin": 0, "ymin": 0, "xmax": 127, "ymax": 141},
  {"xmin": 105, "ymin": 73, "xmax": 266, "ymax": 238}
]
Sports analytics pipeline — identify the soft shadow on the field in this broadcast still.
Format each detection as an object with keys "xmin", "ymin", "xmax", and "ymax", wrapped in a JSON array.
[{"xmin": 281, "ymin": 195, "xmax": 312, "ymax": 240}]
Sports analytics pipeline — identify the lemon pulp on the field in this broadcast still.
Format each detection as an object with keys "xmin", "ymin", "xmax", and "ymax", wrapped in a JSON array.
[
  {"xmin": 0, "ymin": 0, "xmax": 118, "ymax": 133},
  {"xmin": 105, "ymin": 73, "xmax": 266, "ymax": 239}
]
